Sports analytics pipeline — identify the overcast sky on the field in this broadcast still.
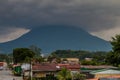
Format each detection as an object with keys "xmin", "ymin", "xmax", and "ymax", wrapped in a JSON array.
[{"xmin": 0, "ymin": 0, "xmax": 120, "ymax": 43}]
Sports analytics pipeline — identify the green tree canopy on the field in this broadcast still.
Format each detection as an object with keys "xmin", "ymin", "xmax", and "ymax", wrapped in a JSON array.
[
  {"xmin": 51, "ymin": 50, "xmax": 107, "ymax": 63},
  {"xmin": 72, "ymin": 72, "xmax": 86, "ymax": 80},
  {"xmin": 106, "ymin": 34, "xmax": 120, "ymax": 66},
  {"xmin": 57, "ymin": 68, "xmax": 72, "ymax": 80},
  {"xmin": 13, "ymin": 48, "xmax": 35, "ymax": 64},
  {"xmin": 0, "ymin": 54, "xmax": 8, "ymax": 62}
]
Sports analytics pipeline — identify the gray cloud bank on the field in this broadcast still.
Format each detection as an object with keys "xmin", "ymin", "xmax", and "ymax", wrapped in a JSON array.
[{"xmin": 0, "ymin": 0, "xmax": 120, "ymax": 41}]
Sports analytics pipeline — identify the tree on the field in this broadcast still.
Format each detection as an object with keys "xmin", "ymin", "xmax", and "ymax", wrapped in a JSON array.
[
  {"xmin": 51, "ymin": 50, "xmax": 108, "ymax": 61},
  {"xmin": 57, "ymin": 68, "xmax": 72, "ymax": 80},
  {"xmin": 72, "ymin": 73, "xmax": 86, "ymax": 80},
  {"xmin": 29, "ymin": 45, "xmax": 41, "ymax": 57},
  {"xmin": 13, "ymin": 48, "xmax": 35, "ymax": 64},
  {"xmin": 0, "ymin": 54, "xmax": 8, "ymax": 62},
  {"xmin": 33, "ymin": 56, "xmax": 45, "ymax": 63},
  {"xmin": 106, "ymin": 51, "xmax": 116, "ymax": 65},
  {"xmin": 47, "ymin": 54, "xmax": 61, "ymax": 63},
  {"xmin": 92, "ymin": 52, "xmax": 107, "ymax": 63},
  {"xmin": 81, "ymin": 60, "xmax": 97, "ymax": 65},
  {"xmin": 106, "ymin": 34, "xmax": 120, "ymax": 66}
]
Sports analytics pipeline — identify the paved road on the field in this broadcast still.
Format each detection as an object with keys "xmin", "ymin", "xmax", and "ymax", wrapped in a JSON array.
[{"xmin": 0, "ymin": 70, "xmax": 22, "ymax": 80}]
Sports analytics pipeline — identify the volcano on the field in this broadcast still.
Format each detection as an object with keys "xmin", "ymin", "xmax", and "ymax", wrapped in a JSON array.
[{"xmin": 0, "ymin": 25, "xmax": 112, "ymax": 53}]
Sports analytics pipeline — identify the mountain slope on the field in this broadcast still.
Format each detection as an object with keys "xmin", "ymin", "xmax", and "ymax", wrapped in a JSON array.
[{"xmin": 0, "ymin": 25, "xmax": 112, "ymax": 53}]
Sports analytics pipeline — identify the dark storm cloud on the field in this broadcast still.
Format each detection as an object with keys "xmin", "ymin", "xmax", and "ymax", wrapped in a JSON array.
[{"xmin": 0, "ymin": 0, "xmax": 120, "ymax": 32}]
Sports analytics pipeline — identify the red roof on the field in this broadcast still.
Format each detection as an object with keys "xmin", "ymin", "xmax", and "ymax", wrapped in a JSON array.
[
  {"xmin": 0, "ymin": 62, "xmax": 4, "ymax": 66},
  {"xmin": 32, "ymin": 63, "xmax": 80, "ymax": 72},
  {"xmin": 58, "ymin": 63, "xmax": 80, "ymax": 71},
  {"xmin": 32, "ymin": 63, "xmax": 60, "ymax": 71}
]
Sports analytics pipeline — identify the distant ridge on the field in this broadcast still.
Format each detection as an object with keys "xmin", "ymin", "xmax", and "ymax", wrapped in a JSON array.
[{"xmin": 0, "ymin": 25, "xmax": 112, "ymax": 53}]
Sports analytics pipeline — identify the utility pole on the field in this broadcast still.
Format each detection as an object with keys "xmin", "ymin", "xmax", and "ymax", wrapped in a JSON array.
[{"xmin": 30, "ymin": 58, "xmax": 32, "ymax": 80}]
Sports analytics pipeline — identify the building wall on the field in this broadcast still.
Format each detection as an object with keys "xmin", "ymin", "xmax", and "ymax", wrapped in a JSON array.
[
  {"xmin": 33, "ymin": 71, "xmax": 57, "ymax": 78},
  {"xmin": 61, "ymin": 58, "xmax": 79, "ymax": 64},
  {"xmin": 94, "ymin": 74, "xmax": 120, "ymax": 78},
  {"xmin": 34, "ymin": 72, "xmax": 46, "ymax": 77},
  {"xmin": 0, "ymin": 62, "xmax": 7, "ymax": 70}
]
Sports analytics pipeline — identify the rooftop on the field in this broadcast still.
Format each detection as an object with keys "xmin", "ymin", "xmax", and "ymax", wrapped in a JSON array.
[
  {"xmin": 32, "ymin": 63, "xmax": 80, "ymax": 72},
  {"xmin": 91, "ymin": 69, "xmax": 120, "ymax": 74},
  {"xmin": 32, "ymin": 63, "xmax": 60, "ymax": 72}
]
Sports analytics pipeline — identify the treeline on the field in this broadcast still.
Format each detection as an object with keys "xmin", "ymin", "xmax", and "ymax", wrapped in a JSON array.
[
  {"xmin": 51, "ymin": 50, "xmax": 108, "ymax": 60},
  {"xmin": 1, "ymin": 34, "xmax": 120, "ymax": 67},
  {"xmin": 50, "ymin": 50, "xmax": 109, "ymax": 65},
  {"xmin": 0, "ymin": 54, "xmax": 8, "ymax": 61},
  {"xmin": 0, "ymin": 53, "xmax": 12, "ymax": 64},
  {"xmin": 0, "ymin": 49, "xmax": 108, "ymax": 65}
]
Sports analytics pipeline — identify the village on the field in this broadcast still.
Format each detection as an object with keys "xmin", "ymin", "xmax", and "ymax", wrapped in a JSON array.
[
  {"xmin": 1, "ymin": 0, "xmax": 120, "ymax": 80},
  {"xmin": 0, "ymin": 34, "xmax": 120, "ymax": 80},
  {"xmin": 1, "ymin": 56, "xmax": 120, "ymax": 80}
]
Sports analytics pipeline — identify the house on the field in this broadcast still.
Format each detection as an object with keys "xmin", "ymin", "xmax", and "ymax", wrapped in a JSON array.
[
  {"xmin": 21, "ymin": 63, "xmax": 30, "ymax": 71},
  {"xmin": 32, "ymin": 63, "xmax": 60, "ymax": 78},
  {"xmin": 81, "ymin": 65, "xmax": 117, "ymax": 70},
  {"xmin": 80, "ymin": 65, "xmax": 117, "ymax": 79},
  {"xmin": 61, "ymin": 58, "xmax": 79, "ymax": 64},
  {"xmin": 88, "ymin": 69, "xmax": 120, "ymax": 80},
  {"xmin": 23, "ymin": 63, "xmax": 60, "ymax": 79},
  {"xmin": 23, "ymin": 62, "xmax": 80, "ymax": 79},
  {"xmin": 58, "ymin": 63, "xmax": 80, "ymax": 72},
  {"xmin": 85, "ymin": 58, "xmax": 92, "ymax": 61},
  {"xmin": 0, "ymin": 62, "xmax": 7, "ymax": 70},
  {"xmin": 58, "ymin": 63, "xmax": 81, "ymax": 79},
  {"xmin": 0, "ymin": 62, "xmax": 3, "ymax": 70}
]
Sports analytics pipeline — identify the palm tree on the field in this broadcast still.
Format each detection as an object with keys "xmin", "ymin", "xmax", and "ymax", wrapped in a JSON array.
[
  {"xmin": 72, "ymin": 72, "xmax": 86, "ymax": 80},
  {"xmin": 57, "ymin": 68, "xmax": 72, "ymax": 80}
]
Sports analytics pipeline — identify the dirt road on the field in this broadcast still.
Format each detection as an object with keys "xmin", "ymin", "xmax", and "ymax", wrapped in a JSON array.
[{"xmin": 0, "ymin": 70, "xmax": 22, "ymax": 80}]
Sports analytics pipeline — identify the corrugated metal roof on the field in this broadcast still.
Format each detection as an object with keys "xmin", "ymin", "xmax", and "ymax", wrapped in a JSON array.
[{"xmin": 91, "ymin": 69, "xmax": 120, "ymax": 74}]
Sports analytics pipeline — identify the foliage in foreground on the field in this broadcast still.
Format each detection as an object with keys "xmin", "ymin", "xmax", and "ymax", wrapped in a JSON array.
[
  {"xmin": 106, "ymin": 34, "xmax": 120, "ymax": 66},
  {"xmin": 57, "ymin": 68, "xmax": 72, "ymax": 80}
]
